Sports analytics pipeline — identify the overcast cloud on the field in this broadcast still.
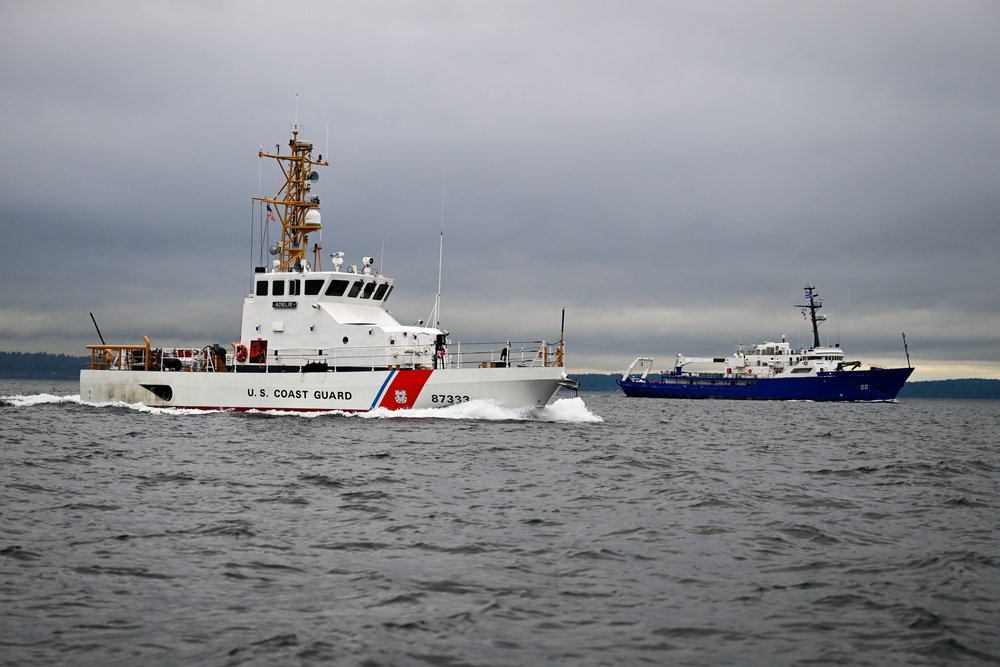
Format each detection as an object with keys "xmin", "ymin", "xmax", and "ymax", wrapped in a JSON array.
[{"xmin": 2, "ymin": 1, "xmax": 999, "ymax": 380}]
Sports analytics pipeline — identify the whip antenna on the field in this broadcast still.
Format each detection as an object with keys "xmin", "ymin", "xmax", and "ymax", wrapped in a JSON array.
[
  {"xmin": 89, "ymin": 312, "xmax": 106, "ymax": 345},
  {"xmin": 429, "ymin": 171, "xmax": 445, "ymax": 329}
]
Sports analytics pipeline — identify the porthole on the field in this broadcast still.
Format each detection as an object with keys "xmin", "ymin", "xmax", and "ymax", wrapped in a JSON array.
[{"xmin": 342, "ymin": 337, "xmax": 349, "ymax": 344}]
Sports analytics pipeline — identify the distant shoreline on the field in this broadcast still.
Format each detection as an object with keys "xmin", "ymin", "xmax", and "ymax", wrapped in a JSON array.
[{"xmin": 2, "ymin": 351, "xmax": 998, "ymax": 399}]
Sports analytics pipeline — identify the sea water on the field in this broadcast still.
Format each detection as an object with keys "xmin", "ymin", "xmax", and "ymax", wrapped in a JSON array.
[{"xmin": 2, "ymin": 379, "xmax": 998, "ymax": 666}]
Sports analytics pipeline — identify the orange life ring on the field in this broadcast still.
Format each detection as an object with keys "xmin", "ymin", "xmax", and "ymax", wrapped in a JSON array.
[{"xmin": 236, "ymin": 344, "xmax": 248, "ymax": 362}]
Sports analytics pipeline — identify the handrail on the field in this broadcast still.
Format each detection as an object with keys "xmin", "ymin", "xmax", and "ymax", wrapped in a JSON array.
[
  {"xmin": 85, "ymin": 337, "xmax": 566, "ymax": 372},
  {"xmin": 86, "ymin": 335, "xmax": 152, "ymax": 370}
]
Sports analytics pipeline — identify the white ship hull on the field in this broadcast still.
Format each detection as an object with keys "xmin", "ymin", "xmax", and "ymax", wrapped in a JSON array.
[{"xmin": 80, "ymin": 366, "xmax": 572, "ymax": 412}]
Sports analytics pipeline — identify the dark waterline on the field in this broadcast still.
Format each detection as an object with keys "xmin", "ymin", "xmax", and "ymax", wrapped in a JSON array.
[{"xmin": 2, "ymin": 380, "xmax": 998, "ymax": 666}]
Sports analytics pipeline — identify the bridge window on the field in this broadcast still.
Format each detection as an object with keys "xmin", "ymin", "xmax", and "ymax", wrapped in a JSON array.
[
  {"xmin": 326, "ymin": 279, "xmax": 349, "ymax": 297},
  {"xmin": 305, "ymin": 279, "xmax": 325, "ymax": 296},
  {"xmin": 362, "ymin": 282, "xmax": 377, "ymax": 299},
  {"xmin": 373, "ymin": 283, "xmax": 389, "ymax": 300},
  {"xmin": 272, "ymin": 280, "xmax": 285, "ymax": 296},
  {"xmin": 255, "ymin": 280, "xmax": 268, "ymax": 296},
  {"xmin": 347, "ymin": 281, "xmax": 363, "ymax": 298},
  {"xmin": 289, "ymin": 280, "xmax": 300, "ymax": 296}
]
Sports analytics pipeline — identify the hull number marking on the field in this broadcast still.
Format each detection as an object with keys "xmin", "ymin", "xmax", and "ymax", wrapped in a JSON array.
[{"xmin": 432, "ymin": 394, "xmax": 471, "ymax": 404}]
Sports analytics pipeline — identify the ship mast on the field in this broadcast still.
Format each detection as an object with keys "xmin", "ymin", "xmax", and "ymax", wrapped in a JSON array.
[
  {"xmin": 795, "ymin": 283, "xmax": 826, "ymax": 350},
  {"xmin": 795, "ymin": 284, "xmax": 823, "ymax": 349},
  {"xmin": 253, "ymin": 128, "xmax": 329, "ymax": 272}
]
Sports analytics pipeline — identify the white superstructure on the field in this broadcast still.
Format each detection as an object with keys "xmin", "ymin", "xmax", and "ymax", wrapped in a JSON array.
[{"xmin": 671, "ymin": 336, "xmax": 858, "ymax": 379}]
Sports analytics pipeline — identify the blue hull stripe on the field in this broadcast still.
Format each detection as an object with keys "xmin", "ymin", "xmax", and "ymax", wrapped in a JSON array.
[{"xmin": 370, "ymin": 370, "xmax": 397, "ymax": 410}]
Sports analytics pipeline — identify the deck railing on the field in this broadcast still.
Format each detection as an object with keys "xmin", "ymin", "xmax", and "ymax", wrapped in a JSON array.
[
  {"xmin": 87, "ymin": 336, "xmax": 152, "ymax": 371},
  {"xmin": 86, "ymin": 338, "xmax": 564, "ymax": 372}
]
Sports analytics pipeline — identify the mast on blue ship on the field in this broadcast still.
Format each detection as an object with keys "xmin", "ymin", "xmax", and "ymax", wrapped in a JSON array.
[{"xmin": 795, "ymin": 284, "xmax": 823, "ymax": 349}]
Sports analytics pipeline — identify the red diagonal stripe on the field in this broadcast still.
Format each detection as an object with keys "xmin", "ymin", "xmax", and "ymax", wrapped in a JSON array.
[{"xmin": 378, "ymin": 369, "xmax": 433, "ymax": 410}]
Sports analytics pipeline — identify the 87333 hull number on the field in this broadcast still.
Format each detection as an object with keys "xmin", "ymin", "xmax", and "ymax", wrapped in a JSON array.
[{"xmin": 431, "ymin": 394, "xmax": 471, "ymax": 404}]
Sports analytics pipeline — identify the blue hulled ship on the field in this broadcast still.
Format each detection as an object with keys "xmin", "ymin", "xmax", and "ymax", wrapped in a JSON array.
[{"xmin": 618, "ymin": 285, "xmax": 913, "ymax": 401}]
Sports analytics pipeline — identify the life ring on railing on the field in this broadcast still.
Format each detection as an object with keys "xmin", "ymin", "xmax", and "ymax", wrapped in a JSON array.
[{"xmin": 235, "ymin": 344, "xmax": 248, "ymax": 362}]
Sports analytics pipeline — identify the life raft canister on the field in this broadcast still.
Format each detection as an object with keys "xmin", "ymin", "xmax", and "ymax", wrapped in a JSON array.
[{"xmin": 236, "ymin": 344, "xmax": 248, "ymax": 362}]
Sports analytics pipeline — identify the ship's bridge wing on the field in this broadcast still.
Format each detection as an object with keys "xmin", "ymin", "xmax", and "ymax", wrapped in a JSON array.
[{"xmin": 318, "ymin": 302, "xmax": 399, "ymax": 326}]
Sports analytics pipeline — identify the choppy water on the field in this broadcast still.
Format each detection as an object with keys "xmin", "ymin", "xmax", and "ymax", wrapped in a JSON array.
[{"xmin": 2, "ymin": 379, "xmax": 999, "ymax": 666}]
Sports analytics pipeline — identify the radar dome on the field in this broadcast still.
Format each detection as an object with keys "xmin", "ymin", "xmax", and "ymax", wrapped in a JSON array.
[{"xmin": 304, "ymin": 209, "xmax": 322, "ymax": 227}]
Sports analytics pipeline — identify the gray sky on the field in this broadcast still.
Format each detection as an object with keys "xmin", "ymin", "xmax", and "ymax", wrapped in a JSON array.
[{"xmin": 2, "ymin": 1, "xmax": 999, "ymax": 380}]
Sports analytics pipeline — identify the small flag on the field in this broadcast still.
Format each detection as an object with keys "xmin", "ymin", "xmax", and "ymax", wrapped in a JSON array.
[
  {"xmin": 802, "ymin": 309, "xmax": 808, "ymax": 320},
  {"xmin": 266, "ymin": 204, "xmax": 276, "ymax": 222}
]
